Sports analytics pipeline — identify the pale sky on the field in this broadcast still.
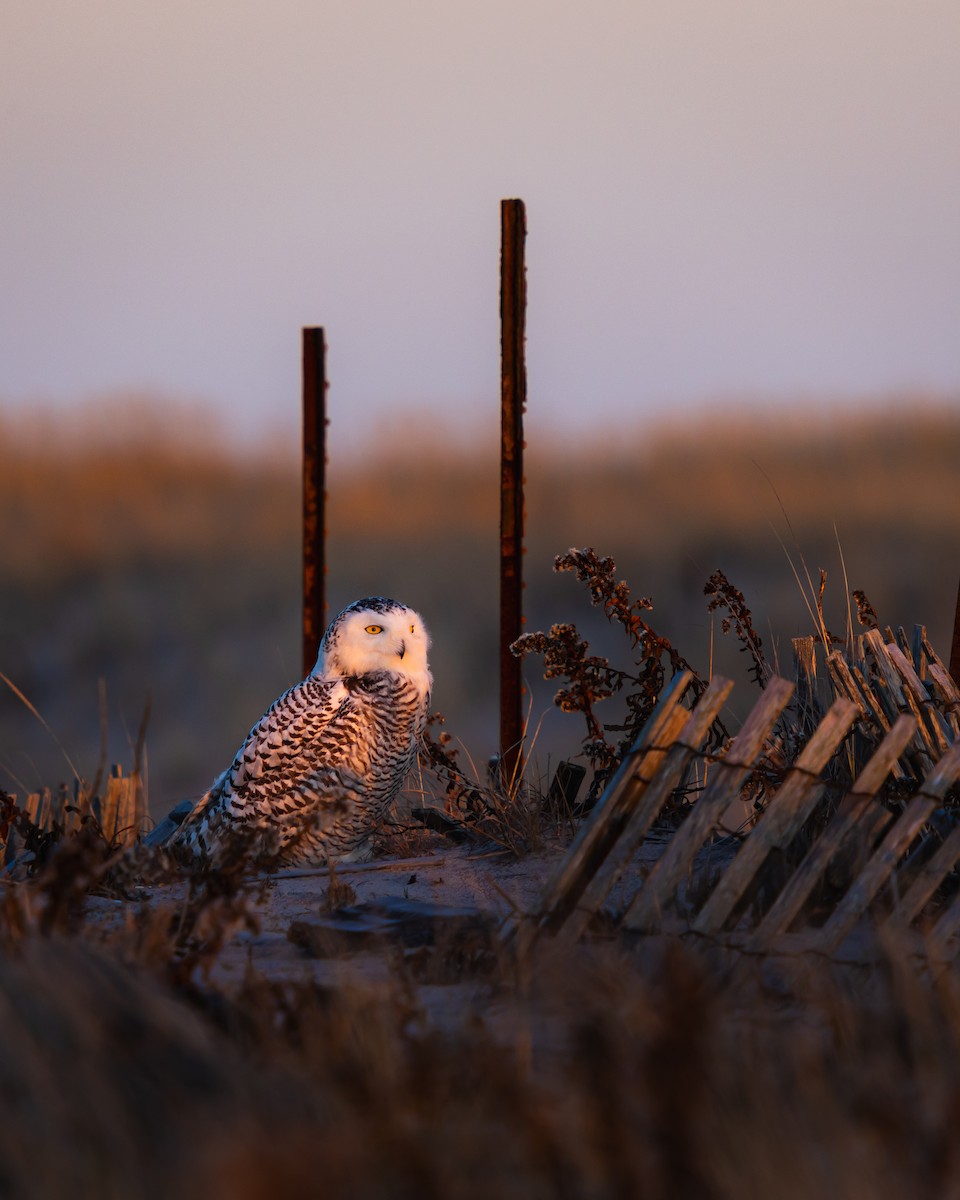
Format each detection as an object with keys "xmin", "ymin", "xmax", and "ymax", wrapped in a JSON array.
[{"xmin": 3, "ymin": 0, "xmax": 959, "ymax": 449}]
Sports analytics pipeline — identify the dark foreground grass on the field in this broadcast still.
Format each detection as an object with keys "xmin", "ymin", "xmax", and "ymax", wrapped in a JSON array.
[
  {"xmin": 0, "ymin": 817, "xmax": 956, "ymax": 1200},
  {"xmin": 0, "ymin": 871, "xmax": 958, "ymax": 1200}
]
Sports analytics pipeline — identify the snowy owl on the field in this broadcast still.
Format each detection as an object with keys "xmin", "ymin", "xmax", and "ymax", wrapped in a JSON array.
[{"xmin": 171, "ymin": 597, "xmax": 432, "ymax": 869}]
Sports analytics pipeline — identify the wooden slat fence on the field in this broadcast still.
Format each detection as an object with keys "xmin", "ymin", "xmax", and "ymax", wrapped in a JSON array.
[
  {"xmin": 508, "ymin": 624, "xmax": 960, "ymax": 959},
  {"xmin": 3, "ymin": 765, "xmax": 147, "ymax": 865}
]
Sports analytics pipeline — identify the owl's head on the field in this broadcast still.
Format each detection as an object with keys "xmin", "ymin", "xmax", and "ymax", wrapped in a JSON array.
[{"xmin": 315, "ymin": 597, "xmax": 432, "ymax": 693}]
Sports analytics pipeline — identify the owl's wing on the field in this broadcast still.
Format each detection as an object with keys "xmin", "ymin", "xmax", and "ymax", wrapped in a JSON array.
[
  {"xmin": 174, "ymin": 676, "xmax": 368, "ymax": 861},
  {"xmin": 225, "ymin": 676, "xmax": 363, "ymax": 801}
]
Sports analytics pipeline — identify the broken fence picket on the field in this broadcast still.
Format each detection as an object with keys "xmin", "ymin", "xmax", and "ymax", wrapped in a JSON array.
[
  {"xmin": 3, "ymin": 767, "xmax": 147, "ymax": 863},
  {"xmin": 512, "ymin": 646, "xmax": 960, "ymax": 958}
]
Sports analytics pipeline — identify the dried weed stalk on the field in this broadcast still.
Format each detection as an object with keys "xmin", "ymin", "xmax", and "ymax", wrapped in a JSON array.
[
  {"xmin": 852, "ymin": 588, "xmax": 881, "ymax": 632},
  {"xmin": 420, "ymin": 710, "xmax": 487, "ymax": 819},
  {"xmin": 417, "ymin": 711, "xmax": 548, "ymax": 855},
  {"xmin": 513, "ymin": 548, "xmax": 716, "ymax": 777},
  {"xmin": 703, "ymin": 569, "xmax": 770, "ymax": 686}
]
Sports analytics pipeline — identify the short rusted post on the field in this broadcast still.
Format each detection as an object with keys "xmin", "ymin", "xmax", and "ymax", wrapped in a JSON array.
[
  {"xmin": 302, "ymin": 327, "xmax": 328, "ymax": 677},
  {"xmin": 950, "ymin": 576, "xmax": 960, "ymax": 686},
  {"xmin": 500, "ymin": 199, "xmax": 526, "ymax": 784}
]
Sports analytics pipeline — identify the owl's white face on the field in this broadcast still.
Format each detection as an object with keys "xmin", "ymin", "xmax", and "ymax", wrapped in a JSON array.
[{"xmin": 316, "ymin": 598, "xmax": 431, "ymax": 693}]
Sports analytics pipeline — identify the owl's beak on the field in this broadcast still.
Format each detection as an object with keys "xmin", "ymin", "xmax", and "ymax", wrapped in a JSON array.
[{"xmin": 397, "ymin": 640, "xmax": 406, "ymax": 660}]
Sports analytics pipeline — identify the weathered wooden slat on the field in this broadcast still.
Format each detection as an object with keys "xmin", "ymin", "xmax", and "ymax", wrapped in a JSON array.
[
  {"xmin": 825, "ymin": 652, "xmax": 868, "ymax": 720},
  {"xmin": 888, "ymin": 638, "xmax": 950, "ymax": 739},
  {"xmin": 854, "ymin": 643, "xmax": 931, "ymax": 772},
  {"xmin": 515, "ymin": 700, "xmax": 695, "ymax": 947},
  {"xmin": 887, "ymin": 642, "xmax": 932, "ymax": 711},
  {"xmin": 622, "ymin": 676, "xmax": 795, "ymax": 933},
  {"xmin": 902, "ymin": 652, "xmax": 950, "ymax": 753},
  {"xmin": 884, "ymin": 642, "xmax": 942, "ymax": 760},
  {"xmin": 554, "ymin": 676, "xmax": 734, "ymax": 946},
  {"xmin": 100, "ymin": 773, "xmax": 123, "ymax": 843},
  {"xmin": 912, "ymin": 625, "xmax": 928, "ymax": 681},
  {"xmin": 49, "ymin": 784, "xmax": 66, "ymax": 831},
  {"xmin": 827, "ymin": 653, "xmax": 908, "ymax": 782},
  {"xmin": 503, "ymin": 670, "xmax": 694, "ymax": 948},
  {"xmin": 848, "ymin": 660, "xmax": 893, "ymax": 732},
  {"xmin": 886, "ymin": 821, "xmax": 960, "ymax": 931},
  {"xmin": 751, "ymin": 714, "xmax": 917, "ymax": 947},
  {"xmin": 121, "ymin": 779, "xmax": 138, "ymax": 845},
  {"xmin": 927, "ymin": 662, "xmax": 960, "ymax": 738},
  {"xmin": 864, "ymin": 629, "xmax": 907, "ymax": 711},
  {"xmin": 63, "ymin": 782, "xmax": 81, "ymax": 834},
  {"xmin": 24, "ymin": 793, "xmax": 41, "ymax": 827},
  {"xmin": 36, "ymin": 788, "xmax": 52, "ymax": 832},
  {"xmin": 104, "ymin": 773, "xmax": 147, "ymax": 847},
  {"xmin": 692, "ymin": 696, "xmax": 858, "ymax": 936},
  {"xmin": 817, "ymin": 742, "xmax": 960, "ymax": 952},
  {"xmin": 71, "ymin": 778, "xmax": 94, "ymax": 831},
  {"xmin": 864, "ymin": 629, "xmax": 934, "ymax": 774},
  {"xmin": 928, "ymin": 660, "xmax": 960, "ymax": 705},
  {"xmin": 793, "ymin": 636, "xmax": 822, "ymax": 738}
]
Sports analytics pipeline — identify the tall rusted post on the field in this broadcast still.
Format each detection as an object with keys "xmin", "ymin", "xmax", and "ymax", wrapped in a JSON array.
[
  {"xmin": 950, "ymin": 576, "xmax": 960, "ymax": 685},
  {"xmin": 500, "ymin": 199, "xmax": 527, "ymax": 783},
  {"xmin": 302, "ymin": 327, "xmax": 328, "ymax": 678}
]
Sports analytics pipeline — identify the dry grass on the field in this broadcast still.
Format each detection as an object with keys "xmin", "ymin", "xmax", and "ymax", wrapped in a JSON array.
[
  {"xmin": 2, "ymin": 390, "xmax": 960, "ymax": 1196},
  {"xmin": 0, "ymin": 397, "xmax": 297, "ymax": 583},
  {"xmin": 1, "ymin": 838, "xmax": 960, "ymax": 1198},
  {"xmin": 1, "ymin": 395, "xmax": 958, "ymax": 807}
]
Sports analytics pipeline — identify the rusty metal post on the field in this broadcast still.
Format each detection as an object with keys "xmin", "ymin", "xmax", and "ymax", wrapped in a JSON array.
[
  {"xmin": 950, "ymin": 576, "xmax": 960, "ymax": 685},
  {"xmin": 500, "ymin": 199, "xmax": 527, "ymax": 782},
  {"xmin": 302, "ymin": 327, "xmax": 328, "ymax": 677}
]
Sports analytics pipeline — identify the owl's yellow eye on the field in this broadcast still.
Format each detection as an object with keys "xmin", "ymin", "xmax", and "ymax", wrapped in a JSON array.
[
  {"xmin": 410, "ymin": 624, "xmax": 415, "ymax": 634},
  {"xmin": 364, "ymin": 624, "xmax": 383, "ymax": 635}
]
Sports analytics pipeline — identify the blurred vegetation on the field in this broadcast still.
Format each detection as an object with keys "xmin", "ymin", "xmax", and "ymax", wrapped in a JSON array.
[
  {"xmin": 4, "ymin": 894, "xmax": 960, "ymax": 1199},
  {"xmin": 1, "ymin": 395, "xmax": 958, "ymax": 812}
]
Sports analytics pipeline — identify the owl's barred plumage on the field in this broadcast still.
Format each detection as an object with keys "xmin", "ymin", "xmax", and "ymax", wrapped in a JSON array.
[{"xmin": 172, "ymin": 598, "xmax": 432, "ymax": 868}]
